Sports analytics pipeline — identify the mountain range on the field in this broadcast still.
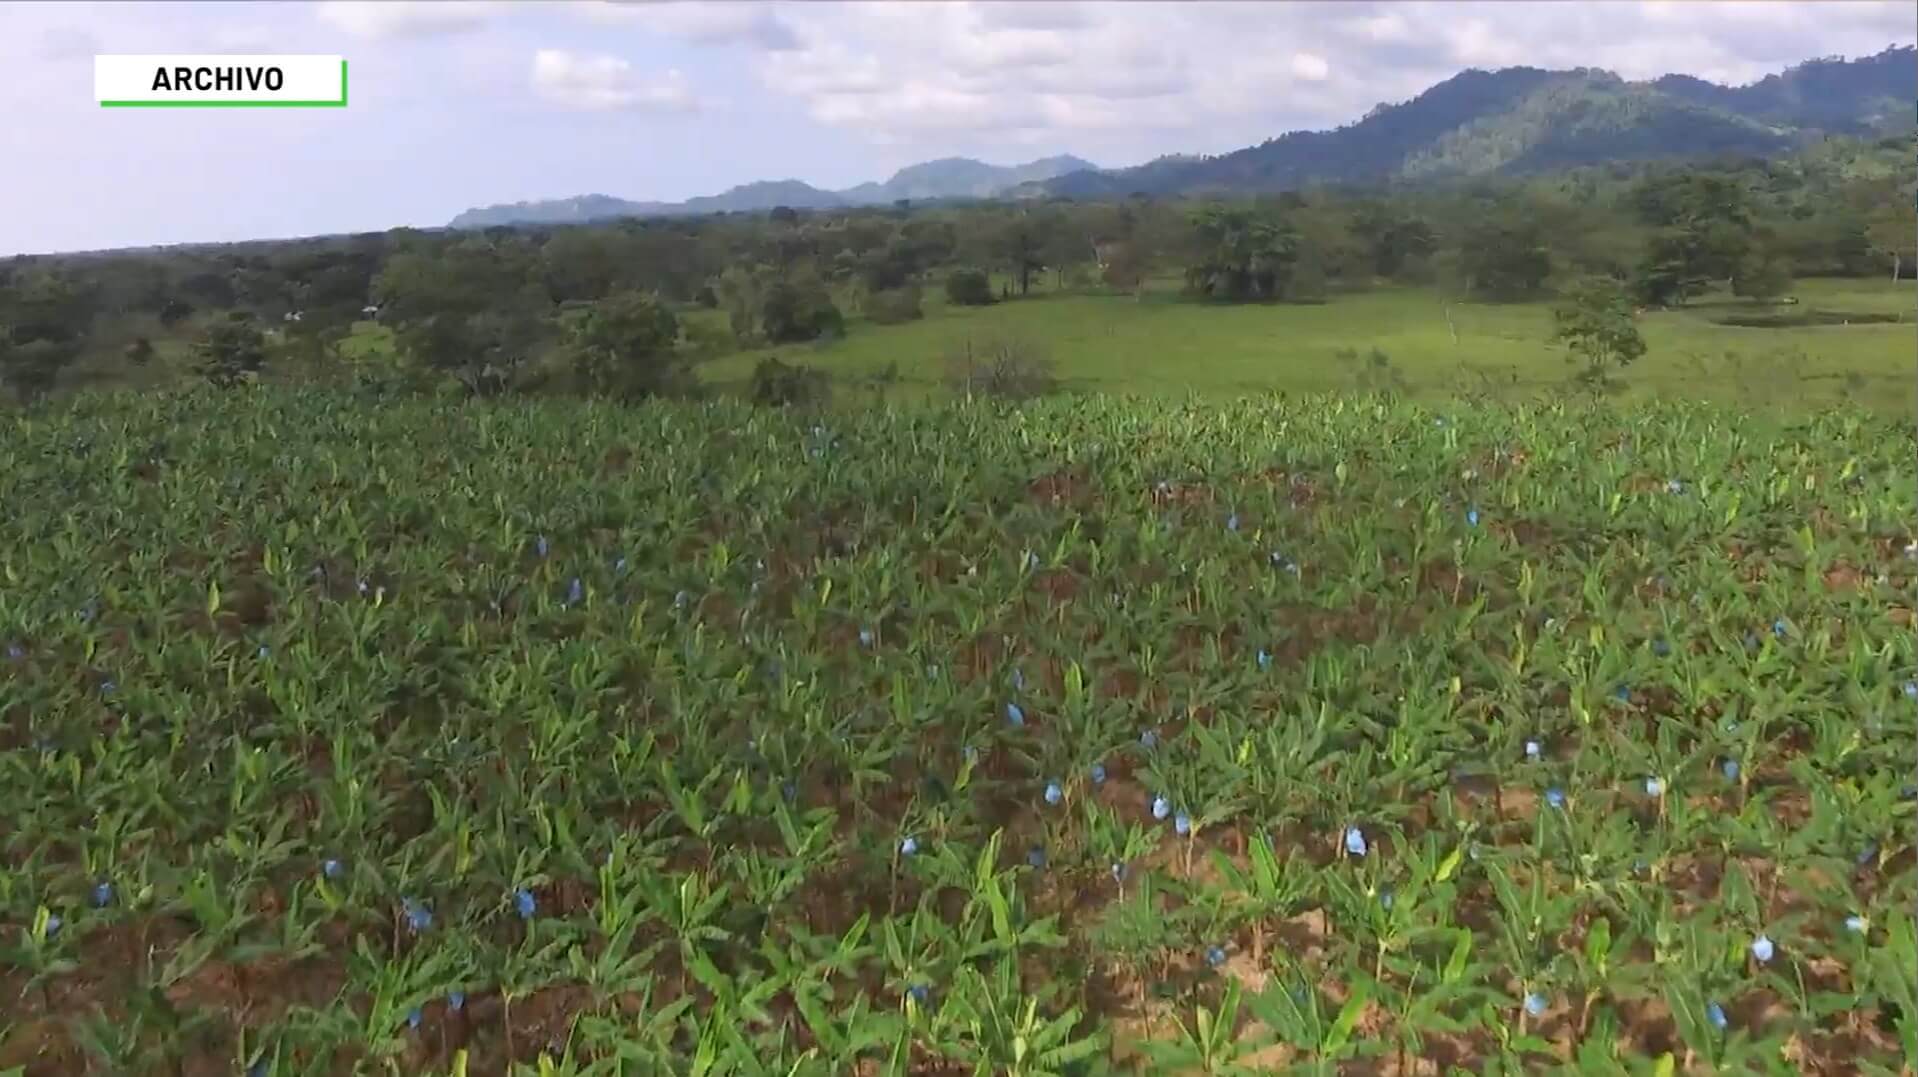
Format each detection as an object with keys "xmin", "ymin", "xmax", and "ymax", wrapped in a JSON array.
[
  {"xmin": 448, "ymin": 155, "xmax": 1097, "ymax": 229},
  {"xmin": 450, "ymin": 46, "xmax": 1914, "ymax": 228}
]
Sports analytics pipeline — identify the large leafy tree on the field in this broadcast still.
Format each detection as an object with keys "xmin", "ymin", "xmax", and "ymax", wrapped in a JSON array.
[
  {"xmin": 558, "ymin": 290, "xmax": 684, "ymax": 398},
  {"xmin": 1184, "ymin": 204, "xmax": 1299, "ymax": 301},
  {"xmin": 1455, "ymin": 216, "xmax": 1553, "ymax": 300},
  {"xmin": 373, "ymin": 238, "xmax": 552, "ymax": 395},
  {"xmin": 0, "ymin": 270, "xmax": 94, "ymax": 402}
]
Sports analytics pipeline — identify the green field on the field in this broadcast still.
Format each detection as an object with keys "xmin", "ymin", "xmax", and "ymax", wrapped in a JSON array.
[
  {"xmin": 704, "ymin": 277, "xmax": 1915, "ymax": 413},
  {"xmin": 1, "ymin": 388, "xmax": 1912, "ymax": 1074}
]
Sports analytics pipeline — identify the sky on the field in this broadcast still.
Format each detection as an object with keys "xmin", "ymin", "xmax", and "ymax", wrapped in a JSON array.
[{"xmin": 1, "ymin": 0, "xmax": 1912, "ymax": 256}]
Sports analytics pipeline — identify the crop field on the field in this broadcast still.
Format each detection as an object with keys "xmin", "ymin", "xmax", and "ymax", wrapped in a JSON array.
[{"xmin": 1, "ymin": 388, "xmax": 1914, "ymax": 1076}]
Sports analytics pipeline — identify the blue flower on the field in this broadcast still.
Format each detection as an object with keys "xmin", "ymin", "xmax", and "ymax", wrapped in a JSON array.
[
  {"xmin": 4, "ymin": 643, "xmax": 22, "ymax": 661},
  {"xmin": 1644, "ymin": 777, "xmax": 1665, "ymax": 797},
  {"xmin": 1524, "ymin": 740, "xmax": 1541, "ymax": 761},
  {"xmin": 100, "ymin": 679, "xmax": 117, "ymax": 696},
  {"xmin": 1027, "ymin": 846, "xmax": 1047, "ymax": 869},
  {"xmin": 1379, "ymin": 886, "xmax": 1394, "ymax": 910},
  {"xmin": 1226, "ymin": 513, "xmax": 1240, "ymax": 532},
  {"xmin": 1024, "ymin": 551, "xmax": 1040, "ymax": 571},
  {"xmin": 1466, "ymin": 507, "xmax": 1480, "ymax": 527},
  {"xmin": 781, "ymin": 779, "xmax": 797, "ymax": 802},
  {"xmin": 1005, "ymin": 702, "xmax": 1025, "ymax": 727},
  {"xmin": 321, "ymin": 858, "xmax": 343, "ymax": 880},
  {"xmin": 257, "ymin": 645, "xmax": 270, "ymax": 659},
  {"xmin": 1653, "ymin": 639, "xmax": 1671, "ymax": 657},
  {"xmin": 1256, "ymin": 649, "xmax": 1272, "ymax": 672},
  {"xmin": 1666, "ymin": 479, "xmax": 1684, "ymax": 494},
  {"xmin": 1613, "ymin": 685, "xmax": 1630, "ymax": 703},
  {"xmin": 247, "ymin": 1058, "xmax": 268, "ymax": 1077},
  {"xmin": 1706, "ymin": 1001, "xmax": 1727, "ymax": 1031},
  {"xmin": 1110, "ymin": 862, "xmax": 1128, "ymax": 883},
  {"xmin": 402, "ymin": 898, "xmax": 432, "ymax": 932},
  {"xmin": 1523, "ymin": 992, "xmax": 1546, "ymax": 1017},
  {"xmin": 44, "ymin": 913, "xmax": 63, "ymax": 938},
  {"xmin": 613, "ymin": 557, "xmax": 627, "ymax": 573},
  {"xmin": 1750, "ymin": 934, "xmax": 1773, "ymax": 963},
  {"xmin": 899, "ymin": 836, "xmax": 919, "ymax": 857},
  {"xmin": 1545, "ymin": 788, "xmax": 1566, "ymax": 810},
  {"xmin": 1845, "ymin": 915, "xmax": 1868, "ymax": 934},
  {"xmin": 535, "ymin": 535, "xmax": 549, "ymax": 559},
  {"xmin": 514, "ymin": 888, "xmax": 537, "ymax": 920},
  {"xmin": 1721, "ymin": 760, "xmax": 1740, "ymax": 782},
  {"xmin": 1772, "ymin": 618, "xmax": 1788, "ymax": 638},
  {"xmin": 1044, "ymin": 780, "xmax": 1064, "ymax": 806},
  {"xmin": 1904, "ymin": 680, "xmax": 1917, "ymax": 701},
  {"xmin": 1139, "ymin": 729, "xmax": 1158, "ymax": 750},
  {"xmin": 1205, "ymin": 945, "xmax": 1227, "ymax": 968},
  {"xmin": 1174, "ymin": 813, "xmax": 1192, "ymax": 836},
  {"xmin": 91, "ymin": 882, "xmax": 112, "ymax": 909},
  {"xmin": 1344, "ymin": 826, "xmax": 1367, "ymax": 858},
  {"xmin": 1011, "ymin": 668, "xmax": 1026, "ymax": 691},
  {"xmin": 1151, "ymin": 795, "xmax": 1172, "ymax": 821},
  {"xmin": 859, "ymin": 627, "xmax": 874, "ymax": 647},
  {"xmin": 673, "ymin": 590, "xmax": 689, "ymax": 609},
  {"xmin": 448, "ymin": 990, "xmax": 466, "ymax": 1012},
  {"xmin": 1859, "ymin": 841, "xmax": 1879, "ymax": 866},
  {"xmin": 407, "ymin": 1008, "xmax": 423, "ymax": 1030},
  {"xmin": 908, "ymin": 984, "xmax": 931, "ymax": 1005},
  {"xmin": 1090, "ymin": 763, "xmax": 1107, "ymax": 785},
  {"xmin": 567, "ymin": 578, "xmax": 584, "ymax": 606}
]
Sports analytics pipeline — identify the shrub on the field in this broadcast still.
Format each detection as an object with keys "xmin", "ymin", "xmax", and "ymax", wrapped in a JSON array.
[
  {"xmin": 193, "ymin": 312, "xmax": 267, "ymax": 388},
  {"xmin": 865, "ymin": 286, "xmax": 924, "ymax": 325},
  {"xmin": 941, "ymin": 334, "xmax": 1057, "ymax": 400},
  {"xmin": 945, "ymin": 268, "xmax": 995, "ymax": 307},
  {"xmin": 750, "ymin": 356, "xmax": 831, "ymax": 408}
]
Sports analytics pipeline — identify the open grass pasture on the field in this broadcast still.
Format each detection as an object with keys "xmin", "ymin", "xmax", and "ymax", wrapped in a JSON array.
[
  {"xmin": 705, "ymin": 277, "xmax": 1915, "ymax": 413},
  {"xmin": 1, "ymin": 388, "xmax": 1912, "ymax": 1074}
]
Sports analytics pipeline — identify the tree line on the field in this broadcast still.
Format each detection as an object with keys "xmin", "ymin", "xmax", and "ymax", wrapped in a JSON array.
[{"xmin": 0, "ymin": 133, "xmax": 1910, "ymax": 403}]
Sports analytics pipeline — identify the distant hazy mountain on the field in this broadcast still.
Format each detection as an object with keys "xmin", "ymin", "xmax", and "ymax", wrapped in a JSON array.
[
  {"xmin": 1028, "ymin": 46, "xmax": 1914, "ymax": 199},
  {"xmin": 451, "ymin": 48, "xmax": 1911, "ymax": 227},
  {"xmin": 448, "ymin": 154, "xmax": 1097, "ymax": 229}
]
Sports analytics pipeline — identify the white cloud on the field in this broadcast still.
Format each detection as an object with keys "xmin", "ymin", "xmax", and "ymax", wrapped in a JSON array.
[
  {"xmin": 530, "ymin": 48, "xmax": 699, "ymax": 111},
  {"xmin": 574, "ymin": 1, "xmax": 802, "ymax": 49},
  {"xmin": 1291, "ymin": 52, "xmax": 1330, "ymax": 81},
  {"xmin": 315, "ymin": 1, "xmax": 501, "ymax": 39}
]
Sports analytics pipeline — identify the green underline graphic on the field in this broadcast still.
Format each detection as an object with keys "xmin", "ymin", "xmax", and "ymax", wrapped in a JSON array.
[{"xmin": 101, "ymin": 60, "xmax": 347, "ymax": 108}]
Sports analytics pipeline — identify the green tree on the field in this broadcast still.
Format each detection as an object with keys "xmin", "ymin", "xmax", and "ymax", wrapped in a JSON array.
[
  {"xmin": 1730, "ymin": 250, "xmax": 1793, "ymax": 302},
  {"xmin": 0, "ymin": 270, "xmax": 93, "ymax": 403},
  {"xmin": 1455, "ymin": 217, "xmax": 1553, "ymax": 300},
  {"xmin": 945, "ymin": 268, "xmax": 996, "ymax": 307},
  {"xmin": 1184, "ymin": 204, "xmax": 1298, "ymax": 301},
  {"xmin": 1552, "ymin": 277, "xmax": 1646, "ymax": 389},
  {"xmin": 993, "ymin": 213, "xmax": 1049, "ymax": 297},
  {"xmin": 558, "ymin": 290, "xmax": 684, "ymax": 398},
  {"xmin": 192, "ymin": 312, "xmax": 268, "ymax": 388},
  {"xmin": 373, "ymin": 239, "xmax": 551, "ymax": 395}
]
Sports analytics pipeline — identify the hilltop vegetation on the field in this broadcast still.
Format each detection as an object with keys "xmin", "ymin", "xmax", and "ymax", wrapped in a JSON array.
[{"xmin": 1038, "ymin": 47, "xmax": 1915, "ymax": 200}]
